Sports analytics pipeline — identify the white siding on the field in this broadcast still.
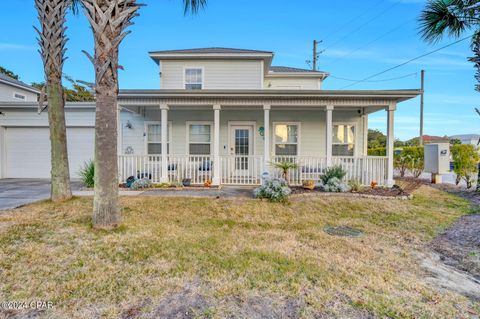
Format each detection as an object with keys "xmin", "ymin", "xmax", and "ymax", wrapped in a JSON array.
[
  {"xmin": 120, "ymin": 107, "xmax": 364, "ymax": 157},
  {"xmin": 0, "ymin": 83, "xmax": 38, "ymax": 102},
  {"xmin": 160, "ymin": 60, "xmax": 263, "ymax": 89},
  {"xmin": 264, "ymin": 77, "xmax": 321, "ymax": 90}
]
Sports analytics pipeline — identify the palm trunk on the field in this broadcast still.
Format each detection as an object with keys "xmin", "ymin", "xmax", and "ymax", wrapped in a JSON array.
[
  {"xmin": 35, "ymin": 0, "xmax": 72, "ymax": 202},
  {"xmin": 92, "ymin": 74, "xmax": 120, "ymax": 228},
  {"xmin": 471, "ymin": 32, "xmax": 480, "ymax": 191},
  {"xmin": 82, "ymin": 0, "xmax": 141, "ymax": 229},
  {"xmin": 48, "ymin": 78, "xmax": 72, "ymax": 200}
]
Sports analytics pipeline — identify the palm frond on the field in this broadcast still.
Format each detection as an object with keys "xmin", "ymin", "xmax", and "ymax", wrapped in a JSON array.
[
  {"xmin": 183, "ymin": 0, "xmax": 207, "ymax": 15},
  {"xmin": 419, "ymin": 0, "xmax": 470, "ymax": 43}
]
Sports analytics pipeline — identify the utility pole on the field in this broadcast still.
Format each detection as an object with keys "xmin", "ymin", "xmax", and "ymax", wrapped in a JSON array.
[
  {"xmin": 312, "ymin": 40, "xmax": 323, "ymax": 71},
  {"xmin": 419, "ymin": 69, "xmax": 425, "ymax": 146}
]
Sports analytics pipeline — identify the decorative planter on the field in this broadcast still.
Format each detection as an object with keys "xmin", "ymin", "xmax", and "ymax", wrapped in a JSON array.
[
  {"xmin": 302, "ymin": 180, "xmax": 315, "ymax": 190},
  {"xmin": 182, "ymin": 178, "xmax": 191, "ymax": 187}
]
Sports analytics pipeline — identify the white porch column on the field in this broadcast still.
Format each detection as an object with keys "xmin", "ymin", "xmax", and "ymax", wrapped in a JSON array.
[
  {"xmin": 117, "ymin": 104, "xmax": 122, "ymax": 156},
  {"xmin": 386, "ymin": 103, "xmax": 396, "ymax": 187},
  {"xmin": 160, "ymin": 103, "xmax": 169, "ymax": 183},
  {"xmin": 212, "ymin": 104, "xmax": 221, "ymax": 186},
  {"xmin": 362, "ymin": 113, "xmax": 368, "ymax": 156},
  {"xmin": 325, "ymin": 104, "xmax": 334, "ymax": 166},
  {"xmin": 263, "ymin": 104, "xmax": 271, "ymax": 172}
]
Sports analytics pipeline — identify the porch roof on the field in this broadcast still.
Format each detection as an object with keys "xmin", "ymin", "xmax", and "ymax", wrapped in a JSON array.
[{"xmin": 118, "ymin": 89, "xmax": 420, "ymax": 110}]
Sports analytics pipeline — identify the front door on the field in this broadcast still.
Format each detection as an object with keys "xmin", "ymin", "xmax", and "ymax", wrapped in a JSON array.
[{"xmin": 230, "ymin": 125, "xmax": 253, "ymax": 174}]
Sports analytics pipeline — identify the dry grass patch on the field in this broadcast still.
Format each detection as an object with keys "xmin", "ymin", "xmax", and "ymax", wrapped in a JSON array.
[{"xmin": 0, "ymin": 185, "xmax": 478, "ymax": 318}]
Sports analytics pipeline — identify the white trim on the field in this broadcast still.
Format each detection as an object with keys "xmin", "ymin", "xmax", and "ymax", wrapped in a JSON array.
[
  {"xmin": 186, "ymin": 121, "xmax": 214, "ymax": 155},
  {"xmin": 272, "ymin": 121, "xmax": 301, "ymax": 156},
  {"xmin": 12, "ymin": 92, "xmax": 26, "ymax": 101},
  {"xmin": 0, "ymin": 127, "xmax": 5, "ymax": 178},
  {"xmin": 144, "ymin": 121, "xmax": 172, "ymax": 155},
  {"xmin": 183, "ymin": 66, "xmax": 205, "ymax": 90},
  {"xmin": 332, "ymin": 122, "xmax": 358, "ymax": 157},
  {"xmin": 0, "ymin": 78, "xmax": 40, "ymax": 94},
  {"xmin": 227, "ymin": 121, "xmax": 257, "ymax": 156}
]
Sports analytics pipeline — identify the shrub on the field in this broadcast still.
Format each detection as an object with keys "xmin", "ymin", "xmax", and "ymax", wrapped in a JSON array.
[
  {"xmin": 79, "ymin": 160, "xmax": 94, "ymax": 188},
  {"xmin": 321, "ymin": 177, "xmax": 351, "ymax": 193},
  {"xmin": 451, "ymin": 144, "xmax": 479, "ymax": 189},
  {"xmin": 348, "ymin": 178, "xmax": 363, "ymax": 192},
  {"xmin": 320, "ymin": 165, "xmax": 347, "ymax": 185},
  {"xmin": 403, "ymin": 146, "xmax": 424, "ymax": 178},
  {"xmin": 254, "ymin": 177, "xmax": 291, "ymax": 203},
  {"xmin": 368, "ymin": 147, "xmax": 386, "ymax": 156},
  {"xmin": 130, "ymin": 178, "xmax": 152, "ymax": 190}
]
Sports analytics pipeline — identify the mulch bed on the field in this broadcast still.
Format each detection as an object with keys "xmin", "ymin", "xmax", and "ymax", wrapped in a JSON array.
[{"xmin": 290, "ymin": 185, "xmax": 410, "ymax": 198}]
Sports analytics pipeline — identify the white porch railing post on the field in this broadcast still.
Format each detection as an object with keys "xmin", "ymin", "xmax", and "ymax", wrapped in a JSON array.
[
  {"xmin": 326, "ymin": 104, "xmax": 334, "ymax": 166},
  {"xmin": 160, "ymin": 103, "xmax": 169, "ymax": 183},
  {"xmin": 362, "ymin": 113, "xmax": 368, "ymax": 156},
  {"xmin": 386, "ymin": 103, "xmax": 396, "ymax": 187},
  {"xmin": 212, "ymin": 104, "xmax": 221, "ymax": 185},
  {"xmin": 263, "ymin": 104, "xmax": 271, "ymax": 173}
]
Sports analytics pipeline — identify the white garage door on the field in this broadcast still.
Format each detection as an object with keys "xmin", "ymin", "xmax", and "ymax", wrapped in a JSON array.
[{"xmin": 5, "ymin": 127, "xmax": 95, "ymax": 178}]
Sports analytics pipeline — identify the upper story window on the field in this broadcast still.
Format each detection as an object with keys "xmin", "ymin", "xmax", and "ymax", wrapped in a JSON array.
[
  {"xmin": 184, "ymin": 68, "xmax": 203, "ymax": 90},
  {"xmin": 333, "ymin": 124, "xmax": 355, "ymax": 156},
  {"xmin": 13, "ymin": 92, "xmax": 26, "ymax": 100},
  {"xmin": 274, "ymin": 123, "xmax": 299, "ymax": 156}
]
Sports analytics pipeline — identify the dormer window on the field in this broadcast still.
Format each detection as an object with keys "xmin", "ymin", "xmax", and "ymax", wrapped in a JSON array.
[{"xmin": 184, "ymin": 68, "xmax": 203, "ymax": 90}]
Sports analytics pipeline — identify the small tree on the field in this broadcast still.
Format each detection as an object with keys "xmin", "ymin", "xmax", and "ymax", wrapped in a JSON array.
[
  {"xmin": 271, "ymin": 161, "xmax": 299, "ymax": 184},
  {"xmin": 451, "ymin": 144, "xmax": 480, "ymax": 189}
]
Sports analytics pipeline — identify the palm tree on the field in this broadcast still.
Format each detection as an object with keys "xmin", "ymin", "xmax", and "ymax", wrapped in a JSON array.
[
  {"xmin": 34, "ymin": 0, "xmax": 80, "ymax": 201},
  {"xmin": 419, "ymin": 0, "xmax": 480, "ymax": 92},
  {"xmin": 81, "ymin": 0, "xmax": 206, "ymax": 229}
]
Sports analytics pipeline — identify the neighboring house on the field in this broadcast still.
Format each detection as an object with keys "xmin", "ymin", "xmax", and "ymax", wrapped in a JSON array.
[
  {"xmin": 0, "ymin": 73, "xmax": 39, "ymax": 102},
  {"xmin": 449, "ymin": 134, "xmax": 480, "ymax": 146},
  {"xmin": 0, "ymin": 47, "xmax": 419, "ymax": 186},
  {"xmin": 421, "ymin": 135, "xmax": 450, "ymax": 144}
]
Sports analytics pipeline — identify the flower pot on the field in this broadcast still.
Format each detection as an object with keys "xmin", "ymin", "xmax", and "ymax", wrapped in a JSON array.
[{"xmin": 182, "ymin": 178, "xmax": 191, "ymax": 187}]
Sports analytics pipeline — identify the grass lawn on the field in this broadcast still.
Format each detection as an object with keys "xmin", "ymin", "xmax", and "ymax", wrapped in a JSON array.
[{"xmin": 0, "ymin": 185, "xmax": 479, "ymax": 318}]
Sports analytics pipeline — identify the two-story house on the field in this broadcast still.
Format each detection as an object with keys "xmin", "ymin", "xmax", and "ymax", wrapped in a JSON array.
[{"xmin": 0, "ymin": 48, "xmax": 420, "ymax": 186}]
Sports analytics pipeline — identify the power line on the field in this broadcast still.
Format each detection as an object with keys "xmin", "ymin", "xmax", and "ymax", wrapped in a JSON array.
[
  {"xmin": 340, "ymin": 35, "xmax": 472, "ymax": 89},
  {"xmin": 326, "ymin": 21, "xmax": 409, "ymax": 65},
  {"xmin": 324, "ymin": 0, "xmax": 402, "ymax": 51},
  {"xmin": 322, "ymin": 0, "xmax": 386, "ymax": 43},
  {"xmin": 330, "ymin": 72, "xmax": 418, "ymax": 83}
]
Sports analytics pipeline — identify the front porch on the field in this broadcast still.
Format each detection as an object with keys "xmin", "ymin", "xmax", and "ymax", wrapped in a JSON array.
[{"xmin": 116, "ymin": 89, "xmax": 419, "ymax": 187}]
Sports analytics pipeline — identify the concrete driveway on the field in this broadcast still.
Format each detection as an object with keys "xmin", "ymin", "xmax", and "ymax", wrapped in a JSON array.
[{"xmin": 0, "ymin": 179, "xmax": 82, "ymax": 210}]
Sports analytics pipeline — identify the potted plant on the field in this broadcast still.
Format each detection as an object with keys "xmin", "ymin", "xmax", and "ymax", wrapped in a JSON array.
[{"xmin": 302, "ymin": 179, "xmax": 315, "ymax": 190}]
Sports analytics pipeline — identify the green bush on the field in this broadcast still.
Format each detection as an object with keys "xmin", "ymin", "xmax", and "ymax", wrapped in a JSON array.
[
  {"xmin": 271, "ymin": 161, "xmax": 300, "ymax": 183},
  {"xmin": 254, "ymin": 178, "xmax": 291, "ymax": 203},
  {"xmin": 402, "ymin": 146, "xmax": 424, "ymax": 178},
  {"xmin": 368, "ymin": 147, "xmax": 386, "ymax": 156},
  {"xmin": 320, "ymin": 165, "xmax": 347, "ymax": 184},
  {"xmin": 451, "ymin": 144, "xmax": 479, "ymax": 189},
  {"xmin": 79, "ymin": 160, "xmax": 94, "ymax": 188}
]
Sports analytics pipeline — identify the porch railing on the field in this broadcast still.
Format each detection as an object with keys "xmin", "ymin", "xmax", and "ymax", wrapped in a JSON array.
[{"xmin": 118, "ymin": 155, "xmax": 388, "ymax": 186}]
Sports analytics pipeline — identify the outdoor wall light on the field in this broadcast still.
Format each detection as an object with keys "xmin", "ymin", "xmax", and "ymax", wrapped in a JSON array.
[{"xmin": 125, "ymin": 120, "xmax": 133, "ymax": 129}]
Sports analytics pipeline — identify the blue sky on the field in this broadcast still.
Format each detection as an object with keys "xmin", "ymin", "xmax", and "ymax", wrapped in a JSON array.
[{"xmin": 0, "ymin": 0, "xmax": 477, "ymax": 140}]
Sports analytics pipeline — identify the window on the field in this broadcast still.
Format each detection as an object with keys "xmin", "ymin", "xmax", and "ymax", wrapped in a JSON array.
[
  {"xmin": 333, "ymin": 124, "xmax": 355, "ymax": 156},
  {"xmin": 13, "ymin": 92, "xmax": 26, "ymax": 100},
  {"xmin": 185, "ymin": 68, "xmax": 203, "ymax": 90},
  {"xmin": 188, "ymin": 123, "xmax": 212, "ymax": 155},
  {"xmin": 274, "ymin": 123, "xmax": 299, "ymax": 156},
  {"xmin": 146, "ymin": 123, "xmax": 170, "ymax": 154}
]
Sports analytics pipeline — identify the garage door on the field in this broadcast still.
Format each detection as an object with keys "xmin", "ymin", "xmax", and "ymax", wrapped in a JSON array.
[{"xmin": 5, "ymin": 127, "xmax": 95, "ymax": 178}]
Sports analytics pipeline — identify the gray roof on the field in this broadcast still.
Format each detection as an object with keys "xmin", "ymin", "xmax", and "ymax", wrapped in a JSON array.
[
  {"xmin": 269, "ymin": 66, "xmax": 326, "ymax": 74},
  {"xmin": 449, "ymin": 134, "xmax": 480, "ymax": 140},
  {"xmin": 0, "ymin": 73, "xmax": 40, "ymax": 94},
  {"xmin": 149, "ymin": 47, "xmax": 273, "ymax": 55}
]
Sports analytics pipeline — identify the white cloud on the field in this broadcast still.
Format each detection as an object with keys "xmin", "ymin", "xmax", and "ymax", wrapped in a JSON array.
[{"xmin": 0, "ymin": 43, "xmax": 35, "ymax": 52}]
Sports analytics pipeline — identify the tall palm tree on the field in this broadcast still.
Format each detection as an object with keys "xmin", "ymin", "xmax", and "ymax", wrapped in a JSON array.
[
  {"xmin": 81, "ymin": 0, "xmax": 206, "ymax": 229},
  {"xmin": 419, "ymin": 0, "xmax": 480, "ymax": 92},
  {"xmin": 34, "ymin": 0, "xmax": 80, "ymax": 201}
]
